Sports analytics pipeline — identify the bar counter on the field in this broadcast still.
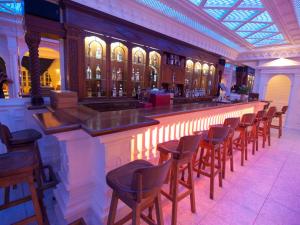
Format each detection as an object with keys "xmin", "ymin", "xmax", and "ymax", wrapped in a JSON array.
[
  {"xmin": 34, "ymin": 101, "xmax": 261, "ymax": 136},
  {"xmin": 34, "ymin": 101, "xmax": 265, "ymax": 225}
]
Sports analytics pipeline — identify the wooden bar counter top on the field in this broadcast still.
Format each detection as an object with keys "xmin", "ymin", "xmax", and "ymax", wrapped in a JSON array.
[{"xmin": 33, "ymin": 101, "xmax": 264, "ymax": 136}]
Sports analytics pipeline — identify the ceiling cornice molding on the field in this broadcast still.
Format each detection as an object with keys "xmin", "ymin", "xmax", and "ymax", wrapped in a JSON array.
[{"xmin": 237, "ymin": 45, "xmax": 300, "ymax": 61}]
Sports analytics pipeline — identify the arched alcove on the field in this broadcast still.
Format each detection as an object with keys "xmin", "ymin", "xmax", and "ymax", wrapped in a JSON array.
[
  {"xmin": 0, "ymin": 57, "xmax": 8, "ymax": 98},
  {"xmin": 21, "ymin": 47, "xmax": 61, "ymax": 95},
  {"xmin": 265, "ymin": 75, "xmax": 291, "ymax": 111}
]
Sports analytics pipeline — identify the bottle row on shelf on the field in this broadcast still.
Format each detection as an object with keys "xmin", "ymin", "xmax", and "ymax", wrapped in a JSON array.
[{"xmin": 86, "ymin": 65, "xmax": 102, "ymax": 80}]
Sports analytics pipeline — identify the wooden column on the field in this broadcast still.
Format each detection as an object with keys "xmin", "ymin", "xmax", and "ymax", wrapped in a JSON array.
[
  {"xmin": 25, "ymin": 31, "xmax": 44, "ymax": 106},
  {"xmin": 215, "ymin": 59, "xmax": 225, "ymax": 96},
  {"xmin": 64, "ymin": 25, "xmax": 84, "ymax": 98},
  {"xmin": 105, "ymin": 37, "xmax": 112, "ymax": 97},
  {"xmin": 127, "ymin": 43, "xmax": 133, "ymax": 96},
  {"xmin": 145, "ymin": 48, "xmax": 150, "ymax": 89}
]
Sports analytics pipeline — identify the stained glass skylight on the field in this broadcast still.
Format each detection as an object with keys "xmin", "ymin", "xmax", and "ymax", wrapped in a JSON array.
[
  {"xmin": 204, "ymin": 9, "xmax": 228, "ymax": 20},
  {"xmin": 204, "ymin": 0, "xmax": 239, "ymax": 8},
  {"xmin": 262, "ymin": 24, "xmax": 279, "ymax": 32},
  {"xmin": 248, "ymin": 32, "xmax": 274, "ymax": 39},
  {"xmin": 238, "ymin": 23, "xmax": 269, "ymax": 31},
  {"xmin": 137, "ymin": 0, "xmax": 287, "ymax": 48},
  {"xmin": 222, "ymin": 22, "xmax": 242, "ymax": 30},
  {"xmin": 269, "ymin": 34, "xmax": 284, "ymax": 40},
  {"xmin": 189, "ymin": 0, "xmax": 202, "ymax": 6},
  {"xmin": 293, "ymin": 0, "xmax": 300, "ymax": 27},
  {"xmin": 224, "ymin": 10, "xmax": 259, "ymax": 22},
  {"xmin": 0, "ymin": 0, "xmax": 23, "ymax": 15},
  {"xmin": 252, "ymin": 11, "xmax": 272, "ymax": 22},
  {"xmin": 236, "ymin": 31, "xmax": 252, "ymax": 38},
  {"xmin": 238, "ymin": 0, "xmax": 263, "ymax": 8},
  {"xmin": 136, "ymin": 0, "xmax": 241, "ymax": 49}
]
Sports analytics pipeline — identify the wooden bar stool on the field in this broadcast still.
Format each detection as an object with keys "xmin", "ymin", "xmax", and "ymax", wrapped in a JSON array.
[
  {"xmin": 255, "ymin": 110, "xmax": 266, "ymax": 152},
  {"xmin": 0, "ymin": 123, "xmax": 58, "ymax": 190},
  {"xmin": 271, "ymin": 106, "xmax": 288, "ymax": 138},
  {"xmin": 0, "ymin": 151, "xmax": 45, "ymax": 225},
  {"xmin": 106, "ymin": 159, "xmax": 172, "ymax": 225},
  {"xmin": 221, "ymin": 117, "xmax": 240, "ymax": 178},
  {"xmin": 233, "ymin": 113, "xmax": 256, "ymax": 166},
  {"xmin": 194, "ymin": 127, "xmax": 230, "ymax": 199},
  {"xmin": 258, "ymin": 107, "xmax": 277, "ymax": 148},
  {"xmin": 157, "ymin": 135, "xmax": 201, "ymax": 225}
]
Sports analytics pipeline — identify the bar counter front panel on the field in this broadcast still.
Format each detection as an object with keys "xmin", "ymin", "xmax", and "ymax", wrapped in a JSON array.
[{"xmin": 34, "ymin": 101, "xmax": 265, "ymax": 224}]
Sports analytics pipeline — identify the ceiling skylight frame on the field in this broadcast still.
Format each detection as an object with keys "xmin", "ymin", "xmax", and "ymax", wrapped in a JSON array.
[
  {"xmin": 189, "ymin": 0, "xmax": 287, "ymax": 47},
  {"xmin": 0, "ymin": 0, "xmax": 24, "ymax": 15}
]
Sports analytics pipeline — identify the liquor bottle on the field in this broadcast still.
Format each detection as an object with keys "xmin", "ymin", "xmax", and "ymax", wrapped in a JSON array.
[
  {"xmin": 132, "ymin": 68, "xmax": 135, "ymax": 81},
  {"xmin": 96, "ymin": 65, "xmax": 101, "ymax": 80},
  {"xmin": 169, "ymin": 55, "xmax": 174, "ymax": 65},
  {"xmin": 112, "ymin": 68, "xmax": 116, "ymax": 81},
  {"xmin": 137, "ymin": 54, "xmax": 141, "ymax": 64},
  {"xmin": 153, "ymin": 71, "xmax": 157, "ymax": 82},
  {"xmin": 117, "ymin": 68, "xmax": 122, "ymax": 81},
  {"xmin": 112, "ymin": 84, "xmax": 117, "ymax": 97},
  {"xmin": 96, "ymin": 82, "xmax": 101, "ymax": 97},
  {"xmin": 132, "ymin": 87, "xmax": 136, "ymax": 97},
  {"xmin": 86, "ymin": 66, "xmax": 92, "ymax": 80},
  {"xmin": 95, "ymin": 47, "xmax": 102, "ymax": 59},
  {"xmin": 136, "ymin": 68, "xmax": 140, "ymax": 82},
  {"xmin": 119, "ymin": 84, "xmax": 123, "ymax": 97},
  {"xmin": 87, "ymin": 88, "xmax": 92, "ymax": 97},
  {"xmin": 117, "ymin": 50, "xmax": 123, "ymax": 62},
  {"xmin": 137, "ymin": 85, "xmax": 141, "ymax": 97}
]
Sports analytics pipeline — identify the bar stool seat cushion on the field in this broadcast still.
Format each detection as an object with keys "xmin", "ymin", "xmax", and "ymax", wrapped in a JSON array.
[
  {"xmin": 10, "ymin": 129, "xmax": 42, "ymax": 145},
  {"xmin": 157, "ymin": 140, "xmax": 180, "ymax": 154},
  {"xmin": 106, "ymin": 160, "xmax": 153, "ymax": 199},
  {"xmin": 0, "ymin": 151, "xmax": 37, "ymax": 178}
]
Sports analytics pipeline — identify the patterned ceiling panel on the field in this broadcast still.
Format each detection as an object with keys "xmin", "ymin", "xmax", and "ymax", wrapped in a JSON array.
[
  {"xmin": 0, "ymin": 0, "xmax": 23, "ymax": 15},
  {"xmin": 136, "ymin": 0, "xmax": 287, "ymax": 48}
]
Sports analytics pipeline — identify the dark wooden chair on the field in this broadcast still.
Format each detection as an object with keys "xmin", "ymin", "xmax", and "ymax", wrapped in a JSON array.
[
  {"xmin": 106, "ymin": 159, "xmax": 172, "ymax": 225},
  {"xmin": 157, "ymin": 135, "xmax": 201, "ymax": 225},
  {"xmin": 233, "ymin": 113, "xmax": 256, "ymax": 166},
  {"xmin": 194, "ymin": 127, "xmax": 230, "ymax": 199},
  {"xmin": 0, "ymin": 123, "xmax": 58, "ymax": 191},
  {"xmin": 258, "ymin": 107, "xmax": 277, "ymax": 148},
  {"xmin": 271, "ymin": 106, "xmax": 288, "ymax": 138},
  {"xmin": 0, "ymin": 151, "xmax": 45, "ymax": 225}
]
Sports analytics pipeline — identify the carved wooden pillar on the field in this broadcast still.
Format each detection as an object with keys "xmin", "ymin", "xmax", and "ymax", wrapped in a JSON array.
[
  {"xmin": 215, "ymin": 59, "xmax": 225, "ymax": 96},
  {"xmin": 105, "ymin": 37, "xmax": 112, "ymax": 97},
  {"xmin": 64, "ymin": 25, "xmax": 84, "ymax": 98},
  {"xmin": 127, "ymin": 43, "xmax": 133, "ymax": 96},
  {"xmin": 25, "ymin": 31, "xmax": 44, "ymax": 106}
]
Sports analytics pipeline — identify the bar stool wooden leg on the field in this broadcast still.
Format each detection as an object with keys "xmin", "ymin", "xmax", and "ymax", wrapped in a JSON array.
[
  {"xmin": 279, "ymin": 115, "xmax": 282, "ymax": 138},
  {"xmin": 155, "ymin": 194, "xmax": 164, "ymax": 225},
  {"xmin": 268, "ymin": 126, "xmax": 271, "ymax": 146},
  {"xmin": 241, "ymin": 130, "xmax": 245, "ymax": 166},
  {"xmin": 107, "ymin": 191, "xmax": 118, "ymax": 225},
  {"xmin": 222, "ymin": 142, "xmax": 227, "ymax": 179},
  {"xmin": 245, "ymin": 130, "xmax": 248, "ymax": 161},
  {"xmin": 28, "ymin": 177, "xmax": 44, "ymax": 225},
  {"xmin": 171, "ymin": 163, "xmax": 179, "ymax": 225},
  {"xmin": 229, "ymin": 139, "xmax": 234, "ymax": 172},
  {"xmin": 217, "ymin": 148, "xmax": 222, "ymax": 188},
  {"xmin": 210, "ymin": 147, "xmax": 215, "ymax": 200},
  {"xmin": 4, "ymin": 187, "xmax": 10, "ymax": 205},
  {"xmin": 197, "ymin": 148, "xmax": 205, "ymax": 178},
  {"xmin": 188, "ymin": 162, "xmax": 196, "ymax": 213},
  {"xmin": 133, "ymin": 205, "xmax": 141, "ymax": 225}
]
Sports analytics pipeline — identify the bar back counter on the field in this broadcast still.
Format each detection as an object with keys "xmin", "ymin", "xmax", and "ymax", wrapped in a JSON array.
[{"xmin": 32, "ymin": 101, "xmax": 265, "ymax": 224}]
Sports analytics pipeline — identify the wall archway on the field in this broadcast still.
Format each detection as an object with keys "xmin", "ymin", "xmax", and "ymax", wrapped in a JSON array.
[
  {"xmin": 21, "ymin": 47, "xmax": 61, "ymax": 95},
  {"xmin": 0, "ymin": 57, "xmax": 9, "ymax": 98},
  {"xmin": 265, "ymin": 74, "xmax": 291, "ymax": 111}
]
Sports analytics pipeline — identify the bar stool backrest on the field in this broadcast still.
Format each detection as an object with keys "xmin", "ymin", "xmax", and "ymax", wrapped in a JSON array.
[
  {"xmin": 266, "ymin": 106, "xmax": 277, "ymax": 120},
  {"xmin": 282, "ymin": 106, "xmax": 288, "ymax": 114},
  {"xmin": 223, "ymin": 117, "xmax": 240, "ymax": 130},
  {"xmin": 241, "ymin": 113, "xmax": 256, "ymax": 125},
  {"xmin": 207, "ymin": 126, "xmax": 231, "ymax": 144},
  {"xmin": 132, "ymin": 159, "xmax": 172, "ymax": 201},
  {"xmin": 0, "ymin": 123, "xmax": 12, "ymax": 147},
  {"xmin": 256, "ymin": 110, "xmax": 266, "ymax": 120},
  {"xmin": 176, "ymin": 135, "xmax": 202, "ymax": 159}
]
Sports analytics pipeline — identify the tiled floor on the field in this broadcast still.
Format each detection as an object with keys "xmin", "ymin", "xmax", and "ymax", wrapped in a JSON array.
[{"xmin": 1, "ymin": 128, "xmax": 300, "ymax": 225}]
